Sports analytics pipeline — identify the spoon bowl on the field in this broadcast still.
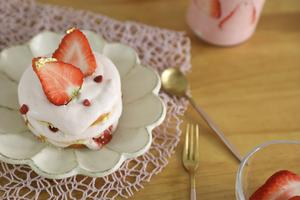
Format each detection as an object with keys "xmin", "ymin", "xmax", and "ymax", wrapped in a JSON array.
[{"xmin": 161, "ymin": 68, "xmax": 188, "ymax": 97}]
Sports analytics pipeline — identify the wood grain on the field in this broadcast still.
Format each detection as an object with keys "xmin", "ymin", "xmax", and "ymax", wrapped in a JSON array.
[{"xmin": 37, "ymin": 0, "xmax": 300, "ymax": 199}]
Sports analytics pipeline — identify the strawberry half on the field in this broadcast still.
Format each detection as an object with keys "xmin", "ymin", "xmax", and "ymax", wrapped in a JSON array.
[
  {"xmin": 32, "ymin": 57, "xmax": 84, "ymax": 106},
  {"xmin": 52, "ymin": 28, "xmax": 96, "ymax": 76},
  {"xmin": 194, "ymin": 0, "xmax": 222, "ymax": 19},
  {"xmin": 250, "ymin": 170, "xmax": 300, "ymax": 200}
]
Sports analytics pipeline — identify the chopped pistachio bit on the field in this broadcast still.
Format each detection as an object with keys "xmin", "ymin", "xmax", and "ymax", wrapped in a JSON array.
[{"xmin": 71, "ymin": 88, "xmax": 80, "ymax": 99}]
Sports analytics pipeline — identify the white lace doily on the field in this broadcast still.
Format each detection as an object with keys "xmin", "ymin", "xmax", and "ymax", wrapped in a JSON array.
[{"xmin": 0, "ymin": 0, "xmax": 191, "ymax": 199}]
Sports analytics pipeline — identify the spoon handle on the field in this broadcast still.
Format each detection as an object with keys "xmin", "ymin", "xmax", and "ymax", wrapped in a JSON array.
[{"xmin": 185, "ymin": 94, "xmax": 243, "ymax": 163}]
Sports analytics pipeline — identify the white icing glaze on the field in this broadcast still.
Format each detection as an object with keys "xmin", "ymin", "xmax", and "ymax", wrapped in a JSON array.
[
  {"xmin": 27, "ymin": 97, "xmax": 122, "ymax": 143},
  {"xmin": 50, "ymin": 121, "xmax": 119, "ymax": 150},
  {"xmin": 27, "ymin": 113, "xmax": 120, "ymax": 150}
]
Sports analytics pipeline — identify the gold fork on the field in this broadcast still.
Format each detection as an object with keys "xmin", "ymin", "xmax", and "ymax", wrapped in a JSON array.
[{"xmin": 183, "ymin": 123, "xmax": 200, "ymax": 200}]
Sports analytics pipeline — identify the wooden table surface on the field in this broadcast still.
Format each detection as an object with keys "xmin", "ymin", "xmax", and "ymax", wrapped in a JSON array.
[{"xmin": 38, "ymin": 0, "xmax": 300, "ymax": 199}]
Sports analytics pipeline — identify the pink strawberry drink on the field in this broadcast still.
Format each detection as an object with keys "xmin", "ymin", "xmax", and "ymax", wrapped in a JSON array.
[{"xmin": 187, "ymin": 0, "xmax": 265, "ymax": 46}]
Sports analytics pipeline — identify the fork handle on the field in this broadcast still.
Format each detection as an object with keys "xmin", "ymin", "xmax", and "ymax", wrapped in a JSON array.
[
  {"xmin": 190, "ymin": 173, "xmax": 196, "ymax": 200},
  {"xmin": 185, "ymin": 94, "xmax": 243, "ymax": 163}
]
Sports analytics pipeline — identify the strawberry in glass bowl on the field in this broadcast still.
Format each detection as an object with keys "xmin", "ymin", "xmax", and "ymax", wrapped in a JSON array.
[{"xmin": 236, "ymin": 141, "xmax": 300, "ymax": 200}]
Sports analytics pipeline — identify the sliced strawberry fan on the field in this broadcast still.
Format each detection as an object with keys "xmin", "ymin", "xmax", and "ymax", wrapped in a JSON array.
[
  {"xmin": 32, "ymin": 57, "xmax": 84, "ymax": 106},
  {"xmin": 31, "ymin": 28, "xmax": 98, "ymax": 106},
  {"xmin": 52, "ymin": 28, "xmax": 97, "ymax": 76},
  {"xmin": 250, "ymin": 170, "xmax": 300, "ymax": 200}
]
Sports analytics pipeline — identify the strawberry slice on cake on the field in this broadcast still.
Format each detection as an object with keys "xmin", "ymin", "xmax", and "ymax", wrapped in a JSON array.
[
  {"xmin": 32, "ymin": 57, "xmax": 84, "ymax": 106},
  {"xmin": 52, "ymin": 28, "xmax": 96, "ymax": 76}
]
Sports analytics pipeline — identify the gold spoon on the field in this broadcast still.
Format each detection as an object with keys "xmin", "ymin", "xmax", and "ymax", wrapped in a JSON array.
[{"xmin": 161, "ymin": 68, "xmax": 243, "ymax": 162}]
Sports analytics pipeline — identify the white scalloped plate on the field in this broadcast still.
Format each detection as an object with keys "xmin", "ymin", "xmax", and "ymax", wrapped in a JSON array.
[{"xmin": 0, "ymin": 30, "xmax": 166, "ymax": 179}]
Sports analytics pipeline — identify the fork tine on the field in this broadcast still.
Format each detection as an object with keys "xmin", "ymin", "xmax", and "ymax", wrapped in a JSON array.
[
  {"xmin": 189, "ymin": 124, "xmax": 194, "ymax": 160},
  {"xmin": 195, "ymin": 124, "xmax": 200, "ymax": 161},
  {"xmin": 183, "ymin": 123, "xmax": 190, "ymax": 160}
]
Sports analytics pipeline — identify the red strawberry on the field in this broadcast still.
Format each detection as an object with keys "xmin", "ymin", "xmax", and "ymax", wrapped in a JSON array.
[
  {"xmin": 194, "ymin": 0, "xmax": 222, "ymax": 19},
  {"xmin": 32, "ymin": 57, "xmax": 84, "ymax": 106},
  {"xmin": 250, "ymin": 170, "xmax": 300, "ymax": 200},
  {"xmin": 93, "ymin": 75, "xmax": 103, "ymax": 83},
  {"xmin": 210, "ymin": 0, "xmax": 222, "ymax": 18},
  {"xmin": 289, "ymin": 197, "xmax": 300, "ymax": 200},
  {"xmin": 93, "ymin": 125, "xmax": 113, "ymax": 146},
  {"xmin": 48, "ymin": 125, "xmax": 59, "ymax": 133},
  {"xmin": 52, "ymin": 28, "xmax": 96, "ymax": 76},
  {"xmin": 83, "ymin": 99, "xmax": 91, "ymax": 107},
  {"xmin": 19, "ymin": 104, "xmax": 29, "ymax": 114}
]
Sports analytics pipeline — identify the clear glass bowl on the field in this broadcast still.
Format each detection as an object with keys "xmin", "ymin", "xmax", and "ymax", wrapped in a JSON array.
[{"xmin": 236, "ymin": 140, "xmax": 300, "ymax": 200}]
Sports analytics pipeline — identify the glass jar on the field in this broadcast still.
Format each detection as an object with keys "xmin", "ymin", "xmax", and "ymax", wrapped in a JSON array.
[{"xmin": 187, "ymin": 0, "xmax": 266, "ymax": 46}]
